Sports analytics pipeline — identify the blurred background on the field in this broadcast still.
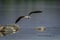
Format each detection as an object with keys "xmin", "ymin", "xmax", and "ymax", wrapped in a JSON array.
[{"xmin": 0, "ymin": 0, "xmax": 60, "ymax": 40}]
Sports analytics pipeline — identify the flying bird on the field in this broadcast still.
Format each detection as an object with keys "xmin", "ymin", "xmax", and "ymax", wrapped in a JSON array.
[{"xmin": 15, "ymin": 11, "xmax": 42, "ymax": 24}]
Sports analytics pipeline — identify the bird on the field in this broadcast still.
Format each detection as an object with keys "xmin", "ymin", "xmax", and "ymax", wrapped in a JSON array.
[{"xmin": 15, "ymin": 11, "xmax": 42, "ymax": 24}]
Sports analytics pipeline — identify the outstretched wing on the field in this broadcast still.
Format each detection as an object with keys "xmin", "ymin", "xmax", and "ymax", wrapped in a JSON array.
[
  {"xmin": 28, "ymin": 11, "xmax": 42, "ymax": 16},
  {"xmin": 15, "ymin": 16, "xmax": 25, "ymax": 24}
]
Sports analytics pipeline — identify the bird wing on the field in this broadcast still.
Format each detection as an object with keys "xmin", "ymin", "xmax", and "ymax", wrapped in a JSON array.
[
  {"xmin": 15, "ymin": 16, "xmax": 25, "ymax": 24},
  {"xmin": 28, "ymin": 11, "xmax": 42, "ymax": 16}
]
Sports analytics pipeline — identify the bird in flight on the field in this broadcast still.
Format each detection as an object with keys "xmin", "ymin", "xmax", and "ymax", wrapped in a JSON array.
[{"xmin": 15, "ymin": 11, "xmax": 42, "ymax": 24}]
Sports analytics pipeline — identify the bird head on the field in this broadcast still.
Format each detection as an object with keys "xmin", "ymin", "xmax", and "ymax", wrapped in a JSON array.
[{"xmin": 24, "ymin": 16, "xmax": 31, "ymax": 19}]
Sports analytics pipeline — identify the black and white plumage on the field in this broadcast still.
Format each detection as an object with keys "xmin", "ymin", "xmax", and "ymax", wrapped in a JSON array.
[
  {"xmin": 15, "ymin": 16, "xmax": 31, "ymax": 24},
  {"xmin": 15, "ymin": 11, "xmax": 42, "ymax": 24}
]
